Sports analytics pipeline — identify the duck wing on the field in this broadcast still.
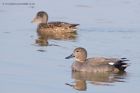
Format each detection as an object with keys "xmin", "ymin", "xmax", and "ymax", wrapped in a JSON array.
[
  {"xmin": 48, "ymin": 21, "xmax": 79, "ymax": 28},
  {"xmin": 87, "ymin": 57, "xmax": 129, "ymax": 71},
  {"xmin": 87, "ymin": 57, "xmax": 112, "ymax": 65}
]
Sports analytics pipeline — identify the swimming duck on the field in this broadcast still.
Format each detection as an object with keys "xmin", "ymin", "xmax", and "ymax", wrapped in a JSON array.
[
  {"xmin": 65, "ymin": 47, "xmax": 129, "ymax": 73},
  {"xmin": 32, "ymin": 11, "xmax": 79, "ymax": 34},
  {"xmin": 36, "ymin": 23, "xmax": 77, "ymax": 40}
]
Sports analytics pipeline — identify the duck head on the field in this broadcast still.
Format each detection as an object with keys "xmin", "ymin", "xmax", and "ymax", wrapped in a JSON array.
[
  {"xmin": 32, "ymin": 11, "xmax": 48, "ymax": 24},
  {"xmin": 65, "ymin": 47, "xmax": 87, "ymax": 63}
]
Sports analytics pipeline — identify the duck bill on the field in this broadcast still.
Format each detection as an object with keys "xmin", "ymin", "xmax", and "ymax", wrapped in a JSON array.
[
  {"xmin": 31, "ymin": 18, "xmax": 37, "ymax": 23},
  {"xmin": 31, "ymin": 17, "xmax": 41, "ymax": 24},
  {"xmin": 65, "ymin": 54, "xmax": 74, "ymax": 59}
]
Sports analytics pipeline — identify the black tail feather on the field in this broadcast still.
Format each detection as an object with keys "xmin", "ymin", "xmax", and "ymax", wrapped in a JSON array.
[
  {"xmin": 121, "ymin": 58, "xmax": 129, "ymax": 61},
  {"xmin": 114, "ymin": 59, "xmax": 129, "ymax": 71}
]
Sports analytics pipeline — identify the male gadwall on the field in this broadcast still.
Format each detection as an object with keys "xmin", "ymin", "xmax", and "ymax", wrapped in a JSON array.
[
  {"xmin": 32, "ymin": 11, "xmax": 79, "ymax": 34},
  {"xmin": 65, "ymin": 47, "xmax": 129, "ymax": 73}
]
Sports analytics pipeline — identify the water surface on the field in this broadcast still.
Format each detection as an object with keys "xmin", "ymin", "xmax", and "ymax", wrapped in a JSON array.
[{"xmin": 0, "ymin": 0, "xmax": 140, "ymax": 93}]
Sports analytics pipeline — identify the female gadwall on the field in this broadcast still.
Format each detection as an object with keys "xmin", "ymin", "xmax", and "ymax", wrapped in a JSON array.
[
  {"xmin": 65, "ymin": 47, "xmax": 129, "ymax": 73},
  {"xmin": 36, "ymin": 23, "xmax": 77, "ymax": 40},
  {"xmin": 32, "ymin": 11, "xmax": 79, "ymax": 33}
]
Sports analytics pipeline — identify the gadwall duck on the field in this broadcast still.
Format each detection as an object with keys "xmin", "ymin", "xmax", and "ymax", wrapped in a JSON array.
[
  {"xmin": 32, "ymin": 11, "xmax": 79, "ymax": 33},
  {"xmin": 37, "ymin": 23, "xmax": 77, "ymax": 40},
  {"xmin": 65, "ymin": 47, "xmax": 129, "ymax": 73}
]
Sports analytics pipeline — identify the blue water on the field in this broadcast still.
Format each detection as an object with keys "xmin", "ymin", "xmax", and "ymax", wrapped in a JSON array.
[{"xmin": 0, "ymin": 0, "xmax": 140, "ymax": 93}]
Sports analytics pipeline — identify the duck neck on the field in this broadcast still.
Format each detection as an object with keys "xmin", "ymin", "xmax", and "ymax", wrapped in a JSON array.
[
  {"xmin": 41, "ymin": 14, "xmax": 48, "ymax": 23},
  {"xmin": 75, "ymin": 58, "xmax": 86, "ymax": 63},
  {"xmin": 42, "ymin": 17, "xmax": 48, "ymax": 23}
]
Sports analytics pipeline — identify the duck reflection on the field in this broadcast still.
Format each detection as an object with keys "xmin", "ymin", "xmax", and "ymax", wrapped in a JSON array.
[
  {"xmin": 35, "ymin": 32, "xmax": 77, "ymax": 46},
  {"xmin": 35, "ymin": 36, "xmax": 48, "ymax": 46},
  {"xmin": 66, "ymin": 80, "xmax": 87, "ymax": 91},
  {"xmin": 66, "ymin": 71, "xmax": 127, "ymax": 91}
]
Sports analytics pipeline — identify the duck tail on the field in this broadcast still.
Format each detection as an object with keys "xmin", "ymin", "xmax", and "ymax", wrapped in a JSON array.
[
  {"xmin": 70, "ymin": 24, "xmax": 79, "ymax": 27},
  {"xmin": 114, "ymin": 58, "xmax": 129, "ymax": 71}
]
